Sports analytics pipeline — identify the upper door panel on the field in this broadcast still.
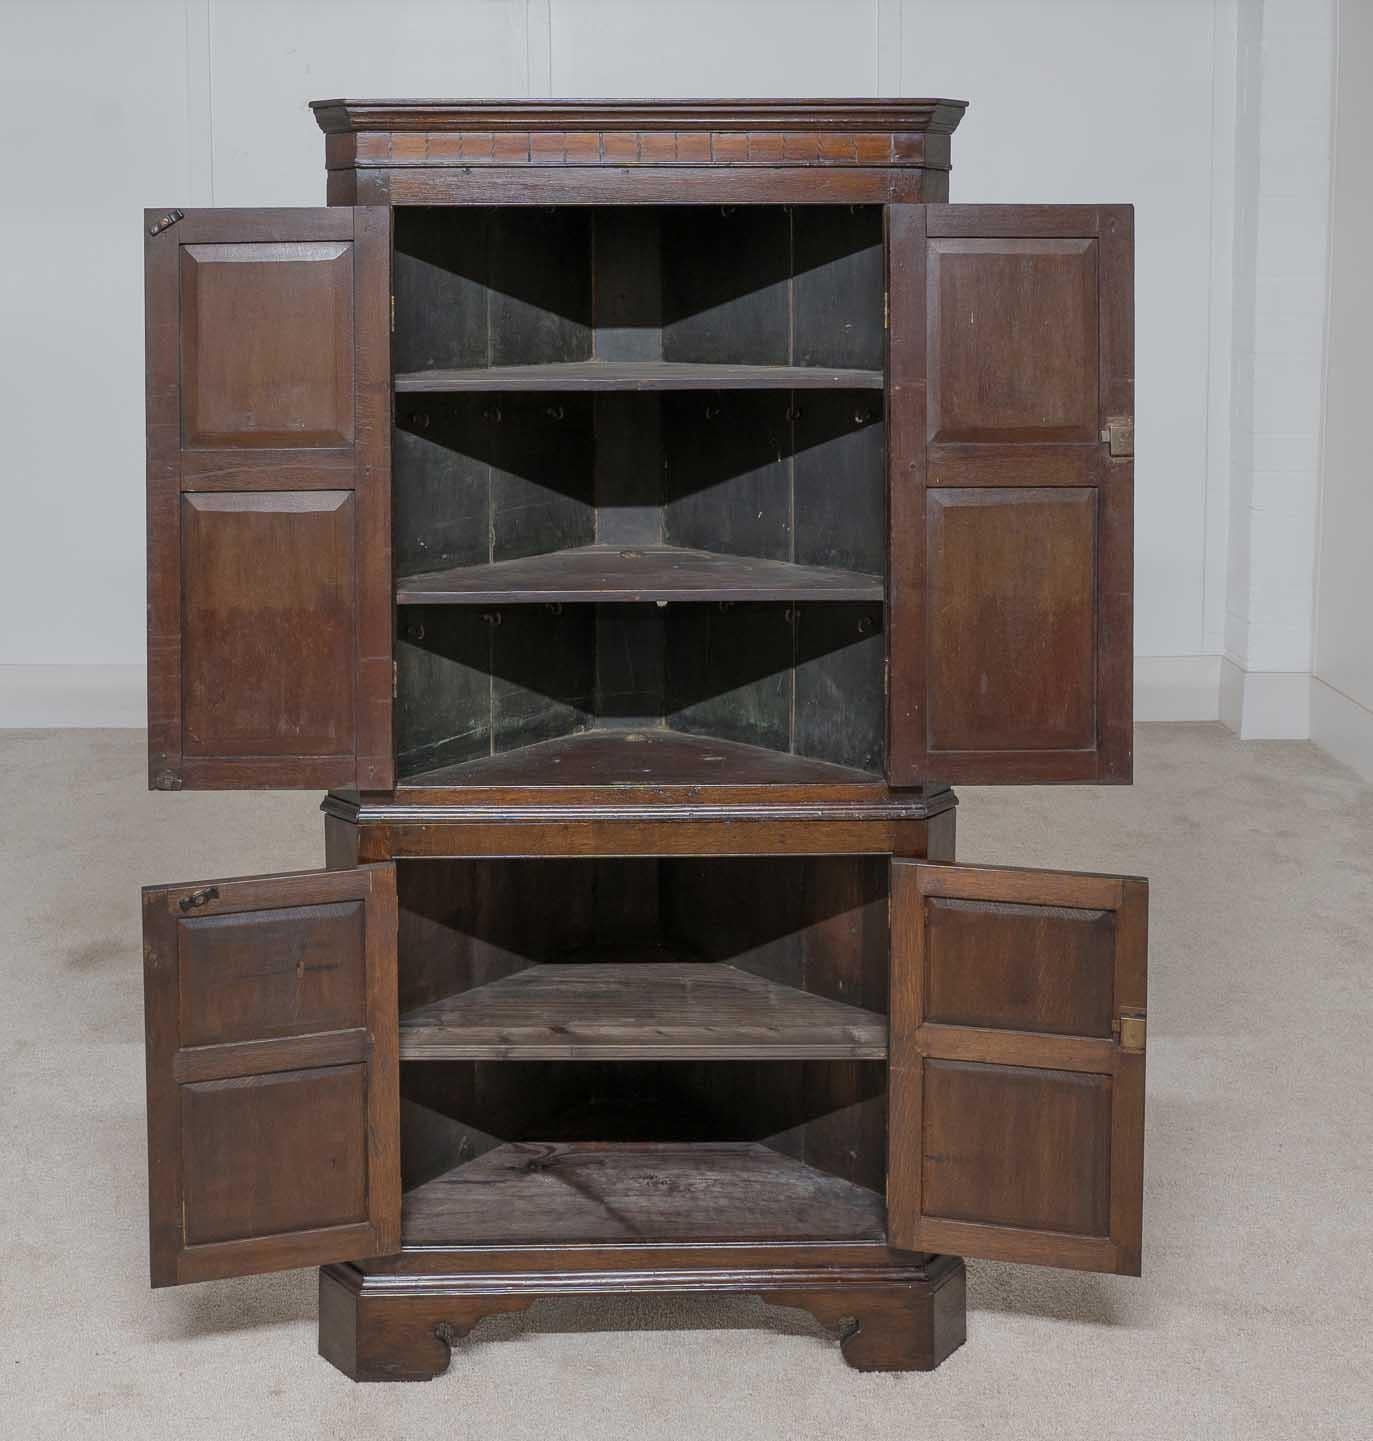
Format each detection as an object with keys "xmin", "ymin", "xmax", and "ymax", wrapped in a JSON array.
[
  {"xmin": 145, "ymin": 207, "xmax": 392, "ymax": 790},
  {"xmin": 887, "ymin": 204, "xmax": 1133, "ymax": 785}
]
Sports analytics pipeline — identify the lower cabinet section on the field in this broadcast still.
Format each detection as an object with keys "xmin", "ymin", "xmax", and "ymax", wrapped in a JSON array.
[
  {"xmin": 141, "ymin": 843, "xmax": 1147, "ymax": 1377},
  {"xmin": 392, "ymin": 854, "xmax": 892, "ymax": 1255}
]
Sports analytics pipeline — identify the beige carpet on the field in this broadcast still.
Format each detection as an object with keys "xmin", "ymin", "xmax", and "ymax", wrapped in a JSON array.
[{"xmin": 1, "ymin": 724, "xmax": 1368, "ymax": 1439}]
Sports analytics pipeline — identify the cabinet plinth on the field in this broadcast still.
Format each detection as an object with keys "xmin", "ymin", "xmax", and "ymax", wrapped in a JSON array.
[{"xmin": 320, "ymin": 1250, "xmax": 967, "ymax": 1381}]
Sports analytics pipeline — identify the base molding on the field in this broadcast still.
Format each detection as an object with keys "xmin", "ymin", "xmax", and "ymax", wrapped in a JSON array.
[
  {"xmin": 319, "ymin": 1252, "xmax": 966, "ymax": 1381},
  {"xmin": 1219, "ymin": 658, "xmax": 1311, "ymax": 739},
  {"xmin": 1311, "ymin": 676, "xmax": 1373, "ymax": 781}
]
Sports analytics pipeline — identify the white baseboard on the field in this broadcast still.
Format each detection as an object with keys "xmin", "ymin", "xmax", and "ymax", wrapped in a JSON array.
[
  {"xmin": 1310, "ymin": 677, "xmax": 1373, "ymax": 781},
  {"xmin": 0, "ymin": 665, "xmax": 146, "ymax": 728},
  {"xmin": 1218, "ymin": 658, "xmax": 1311, "ymax": 738},
  {"xmin": 1134, "ymin": 655, "xmax": 1221, "ymax": 721}
]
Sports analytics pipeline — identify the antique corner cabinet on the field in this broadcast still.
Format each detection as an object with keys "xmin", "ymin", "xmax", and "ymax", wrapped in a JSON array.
[{"xmin": 140, "ymin": 98, "xmax": 1144, "ymax": 1379}]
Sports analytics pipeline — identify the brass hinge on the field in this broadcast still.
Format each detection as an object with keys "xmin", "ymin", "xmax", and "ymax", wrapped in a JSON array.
[
  {"xmin": 148, "ymin": 208, "xmax": 184, "ymax": 237},
  {"xmin": 393, "ymin": 660, "xmax": 398, "ymax": 700},
  {"xmin": 1101, "ymin": 416, "xmax": 1134, "ymax": 458},
  {"xmin": 390, "ymin": 295, "xmax": 396, "ymax": 333},
  {"xmin": 883, "ymin": 290, "xmax": 890, "ymax": 331},
  {"xmin": 1114, "ymin": 1013, "xmax": 1146, "ymax": 1053}
]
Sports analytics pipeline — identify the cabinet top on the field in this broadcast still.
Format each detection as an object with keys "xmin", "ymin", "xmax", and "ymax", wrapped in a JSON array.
[{"xmin": 310, "ymin": 97, "xmax": 968, "ymax": 135}]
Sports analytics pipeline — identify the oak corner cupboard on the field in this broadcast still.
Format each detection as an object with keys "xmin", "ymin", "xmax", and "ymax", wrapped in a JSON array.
[{"xmin": 140, "ymin": 97, "xmax": 1145, "ymax": 1380}]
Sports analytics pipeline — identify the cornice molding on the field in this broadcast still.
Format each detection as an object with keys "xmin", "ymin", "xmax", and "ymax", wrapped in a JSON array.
[{"xmin": 311, "ymin": 97, "xmax": 968, "ymax": 136}]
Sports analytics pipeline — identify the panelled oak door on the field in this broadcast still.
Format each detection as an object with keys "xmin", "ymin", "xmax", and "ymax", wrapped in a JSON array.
[
  {"xmin": 142, "ymin": 866, "xmax": 400, "ymax": 1285},
  {"xmin": 888, "ymin": 204, "xmax": 1134, "ymax": 785},
  {"xmin": 145, "ymin": 207, "xmax": 392, "ymax": 791},
  {"xmin": 888, "ymin": 861, "xmax": 1147, "ymax": 1274}
]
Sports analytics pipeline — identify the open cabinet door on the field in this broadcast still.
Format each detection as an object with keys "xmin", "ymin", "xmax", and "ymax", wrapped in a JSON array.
[
  {"xmin": 887, "ymin": 204, "xmax": 1133, "ymax": 784},
  {"xmin": 142, "ymin": 865, "xmax": 399, "ymax": 1285},
  {"xmin": 888, "ymin": 861, "xmax": 1146, "ymax": 1274},
  {"xmin": 145, "ymin": 207, "xmax": 392, "ymax": 790}
]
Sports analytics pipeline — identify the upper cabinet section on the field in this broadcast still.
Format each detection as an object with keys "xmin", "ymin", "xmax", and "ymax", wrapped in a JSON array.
[
  {"xmin": 887, "ymin": 204, "xmax": 1135, "ymax": 786},
  {"xmin": 310, "ymin": 98, "xmax": 967, "ymax": 206},
  {"xmin": 387, "ymin": 202, "xmax": 891, "ymax": 788},
  {"xmin": 145, "ymin": 208, "xmax": 394, "ymax": 791},
  {"xmin": 145, "ymin": 108, "xmax": 1134, "ymax": 798}
]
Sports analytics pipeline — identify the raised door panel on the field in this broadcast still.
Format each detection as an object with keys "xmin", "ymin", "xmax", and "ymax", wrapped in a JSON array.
[
  {"xmin": 180, "ymin": 1068, "xmax": 369, "ymax": 1245},
  {"xmin": 927, "ymin": 237, "xmax": 1099, "ymax": 444},
  {"xmin": 142, "ymin": 865, "xmax": 399, "ymax": 1286},
  {"xmin": 888, "ymin": 861, "xmax": 1147, "ymax": 1274},
  {"xmin": 180, "ymin": 491, "xmax": 355, "ymax": 758},
  {"xmin": 180, "ymin": 240, "xmax": 355, "ymax": 447},
  {"xmin": 146, "ymin": 208, "xmax": 392, "ymax": 790},
  {"xmin": 888, "ymin": 204, "xmax": 1133, "ymax": 784},
  {"xmin": 925, "ymin": 488, "xmax": 1097, "ymax": 753}
]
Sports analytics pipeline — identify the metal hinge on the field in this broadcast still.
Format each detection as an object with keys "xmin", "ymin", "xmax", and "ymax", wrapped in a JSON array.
[
  {"xmin": 148, "ymin": 209, "xmax": 185, "ymax": 237},
  {"xmin": 1114, "ymin": 1013, "xmax": 1146, "ymax": 1053},
  {"xmin": 390, "ymin": 295, "xmax": 395, "ymax": 333},
  {"xmin": 393, "ymin": 661, "xmax": 398, "ymax": 699},
  {"xmin": 883, "ymin": 290, "xmax": 889, "ymax": 331},
  {"xmin": 1101, "ymin": 416, "xmax": 1134, "ymax": 458}
]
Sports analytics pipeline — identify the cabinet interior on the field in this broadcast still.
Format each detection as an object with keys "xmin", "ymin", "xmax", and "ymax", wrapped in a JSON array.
[
  {"xmin": 391, "ymin": 204, "xmax": 888, "ymax": 787},
  {"xmin": 395, "ymin": 855, "xmax": 890, "ymax": 1246}
]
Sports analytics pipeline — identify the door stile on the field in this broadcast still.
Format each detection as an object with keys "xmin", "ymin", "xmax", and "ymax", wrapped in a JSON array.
[
  {"xmin": 353, "ymin": 204, "xmax": 396, "ymax": 791},
  {"xmin": 885, "ymin": 202, "xmax": 929, "ymax": 788}
]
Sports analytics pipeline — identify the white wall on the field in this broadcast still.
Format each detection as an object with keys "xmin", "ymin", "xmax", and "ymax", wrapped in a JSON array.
[
  {"xmin": 0, "ymin": 0, "xmax": 1328, "ymax": 729},
  {"xmin": 1311, "ymin": 0, "xmax": 1373, "ymax": 779},
  {"xmin": 1220, "ymin": 0, "xmax": 1335, "ymax": 738}
]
